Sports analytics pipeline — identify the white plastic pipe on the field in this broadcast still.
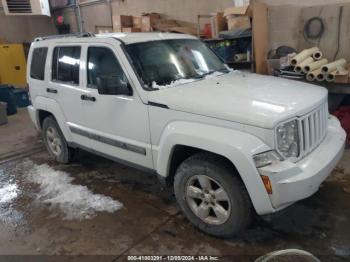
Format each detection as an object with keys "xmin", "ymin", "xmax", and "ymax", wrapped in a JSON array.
[
  {"xmin": 303, "ymin": 58, "xmax": 328, "ymax": 73},
  {"xmin": 316, "ymin": 71, "xmax": 325, "ymax": 81},
  {"xmin": 234, "ymin": 53, "xmax": 247, "ymax": 62},
  {"xmin": 325, "ymin": 70, "xmax": 336, "ymax": 82},
  {"xmin": 294, "ymin": 57, "xmax": 314, "ymax": 73},
  {"xmin": 321, "ymin": 59, "xmax": 346, "ymax": 74},
  {"xmin": 312, "ymin": 50, "xmax": 323, "ymax": 61},
  {"xmin": 306, "ymin": 68, "xmax": 322, "ymax": 81},
  {"xmin": 291, "ymin": 47, "xmax": 319, "ymax": 66}
]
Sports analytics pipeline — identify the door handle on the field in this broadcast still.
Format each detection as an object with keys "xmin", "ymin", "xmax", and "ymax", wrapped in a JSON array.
[
  {"xmin": 46, "ymin": 88, "xmax": 58, "ymax": 94},
  {"xmin": 81, "ymin": 94, "xmax": 96, "ymax": 102}
]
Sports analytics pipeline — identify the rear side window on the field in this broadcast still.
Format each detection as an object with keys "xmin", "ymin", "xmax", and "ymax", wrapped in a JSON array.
[
  {"xmin": 30, "ymin": 47, "xmax": 48, "ymax": 80},
  {"xmin": 52, "ymin": 46, "xmax": 81, "ymax": 85}
]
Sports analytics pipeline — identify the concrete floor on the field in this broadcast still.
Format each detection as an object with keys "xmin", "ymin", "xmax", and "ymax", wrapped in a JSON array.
[{"xmin": 0, "ymin": 109, "xmax": 349, "ymax": 261}]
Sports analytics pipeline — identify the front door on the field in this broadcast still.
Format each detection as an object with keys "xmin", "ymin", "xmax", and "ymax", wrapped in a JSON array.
[{"xmin": 79, "ymin": 43, "xmax": 153, "ymax": 170}]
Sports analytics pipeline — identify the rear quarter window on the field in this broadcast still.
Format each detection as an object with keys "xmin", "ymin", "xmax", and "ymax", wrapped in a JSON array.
[{"xmin": 30, "ymin": 47, "xmax": 48, "ymax": 80}]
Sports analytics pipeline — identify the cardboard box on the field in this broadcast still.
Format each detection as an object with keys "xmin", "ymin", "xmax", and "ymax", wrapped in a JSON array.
[
  {"xmin": 141, "ymin": 16, "xmax": 152, "ymax": 32},
  {"xmin": 141, "ymin": 13, "xmax": 161, "ymax": 32},
  {"xmin": 153, "ymin": 19, "xmax": 179, "ymax": 32},
  {"xmin": 95, "ymin": 26, "xmax": 113, "ymax": 34},
  {"xmin": 224, "ymin": 5, "xmax": 251, "ymax": 31},
  {"xmin": 112, "ymin": 15, "xmax": 133, "ymax": 32},
  {"xmin": 142, "ymin": 12, "xmax": 161, "ymax": 21},
  {"xmin": 122, "ymin": 27, "xmax": 141, "ymax": 33},
  {"xmin": 133, "ymin": 16, "xmax": 141, "ymax": 29},
  {"xmin": 210, "ymin": 12, "xmax": 227, "ymax": 39},
  {"xmin": 223, "ymin": 5, "xmax": 251, "ymax": 17},
  {"xmin": 227, "ymin": 16, "xmax": 251, "ymax": 31},
  {"xmin": 170, "ymin": 27, "xmax": 197, "ymax": 36},
  {"xmin": 335, "ymin": 71, "xmax": 350, "ymax": 84}
]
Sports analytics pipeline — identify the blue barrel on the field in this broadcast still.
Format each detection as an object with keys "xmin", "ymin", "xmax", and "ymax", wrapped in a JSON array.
[
  {"xmin": 0, "ymin": 85, "xmax": 17, "ymax": 115},
  {"xmin": 12, "ymin": 89, "xmax": 30, "ymax": 107}
]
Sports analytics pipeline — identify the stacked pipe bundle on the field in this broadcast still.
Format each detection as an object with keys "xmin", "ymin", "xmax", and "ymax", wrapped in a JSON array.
[{"xmin": 291, "ymin": 47, "xmax": 348, "ymax": 83}]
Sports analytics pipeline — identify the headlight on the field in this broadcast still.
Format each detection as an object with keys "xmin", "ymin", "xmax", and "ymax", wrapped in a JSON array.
[
  {"xmin": 276, "ymin": 119, "xmax": 299, "ymax": 158},
  {"xmin": 253, "ymin": 150, "xmax": 281, "ymax": 168}
]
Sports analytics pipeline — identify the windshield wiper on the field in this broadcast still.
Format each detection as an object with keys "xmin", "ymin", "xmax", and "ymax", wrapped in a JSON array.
[{"xmin": 194, "ymin": 69, "xmax": 229, "ymax": 79}]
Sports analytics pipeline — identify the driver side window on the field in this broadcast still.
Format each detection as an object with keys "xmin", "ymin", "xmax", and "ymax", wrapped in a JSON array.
[{"xmin": 87, "ymin": 47, "xmax": 130, "ymax": 95}]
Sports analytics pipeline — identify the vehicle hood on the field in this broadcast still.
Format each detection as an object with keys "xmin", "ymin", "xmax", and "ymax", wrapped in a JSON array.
[{"xmin": 147, "ymin": 71, "xmax": 328, "ymax": 129}]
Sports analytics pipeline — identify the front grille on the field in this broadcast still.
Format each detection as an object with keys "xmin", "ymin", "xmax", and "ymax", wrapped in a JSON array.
[{"xmin": 299, "ymin": 101, "xmax": 328, "ymax": 158}]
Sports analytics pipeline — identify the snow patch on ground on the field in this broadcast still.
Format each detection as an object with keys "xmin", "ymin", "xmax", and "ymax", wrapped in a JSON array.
[
  {"xmin": 0, "ymin": 184, "xmax": 18, "ymax": 204},
  {"xmin": 0, "ymin": 169, "xmax": 19, "ymax": 205},
  {"xmin": 27, "ymin": 164, "xmax": 123, "ymax": 220}
]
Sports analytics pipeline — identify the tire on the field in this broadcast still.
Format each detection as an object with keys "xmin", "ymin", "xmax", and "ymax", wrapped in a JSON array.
[
  {"xmin": 174, "ymin": 152, "xmax": 253, "ymax": 238},
  {"xmin": 42, "ymin": 116, "xmax": 74, "ymax": 164}
]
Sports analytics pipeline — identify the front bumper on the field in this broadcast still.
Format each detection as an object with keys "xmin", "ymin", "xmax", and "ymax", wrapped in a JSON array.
[{"xmin": 259, "ymin": 116, "xmax": 346, "ymax": 210}]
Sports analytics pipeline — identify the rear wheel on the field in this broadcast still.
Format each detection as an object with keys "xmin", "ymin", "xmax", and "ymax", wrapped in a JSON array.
[
  {"xmin": 42, "ymin": 116, "xmax": 74, "ymax": 163},
  {"xmin": 174, "ymin": 152, "xmax": 253, "ymax": 238}
]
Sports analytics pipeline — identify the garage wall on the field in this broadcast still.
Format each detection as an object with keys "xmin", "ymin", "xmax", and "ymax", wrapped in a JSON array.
[
  {"xmin": 69, "ymin": 0, "xmax": 350, "ymax": 35},
  {"xmin": 1, "ymin": 0, "xmax": 350, "ymax": 46},
  {"xmin": 258, "ymin": 0, "xmax": 350, "ymax": 6},
  {"xmin": 63, "ymin": 0, "xmax": 235, "ymax": 33},
  {"xmin": 265, "ymin": 0, "xmax": 350, "ymax": 55},
  {"xmin": 0, "ymin": 8, "xmax": 56, "ymax": 43},
  {"xmin": 110, "ymin": 0, "xmax": 234, "ymax": 26}
]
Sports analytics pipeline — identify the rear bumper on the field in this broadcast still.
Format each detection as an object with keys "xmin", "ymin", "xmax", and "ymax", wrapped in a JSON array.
[{"xmin": 259, "ymin": 116, "xmax": 346, "ymax": 210}]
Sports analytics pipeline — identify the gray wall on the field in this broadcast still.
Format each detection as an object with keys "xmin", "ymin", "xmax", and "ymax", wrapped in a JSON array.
[
  {"xmin": 0, "ymin": 7, "xmax": 56, "ymax": 43},
  {"xmin": 1, "ymin": 0, "xmax": 350, "ymax": 45},
  {"xmin": 65, "ymin": 0, "xmax": 235, "ymax": 33},
  {"xmin": 259, "ymin": 0, "xmax": 350, "ymax": 5}
]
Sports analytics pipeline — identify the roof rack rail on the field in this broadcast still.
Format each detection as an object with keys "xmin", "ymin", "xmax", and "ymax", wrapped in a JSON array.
[{"xmin": 34, "ymin": 32, "xmax": 95, "ymax": 42}]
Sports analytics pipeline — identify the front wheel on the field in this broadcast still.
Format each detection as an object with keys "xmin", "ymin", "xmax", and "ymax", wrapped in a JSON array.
[{"xmin": 174, "ymin": 152, "xmax": 253, "ymax": 238}]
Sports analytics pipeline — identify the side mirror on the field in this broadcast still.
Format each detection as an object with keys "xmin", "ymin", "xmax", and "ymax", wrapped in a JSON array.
[{"xmin": 96, "ymin": 76, "xmax": 132, "ymax": 96}]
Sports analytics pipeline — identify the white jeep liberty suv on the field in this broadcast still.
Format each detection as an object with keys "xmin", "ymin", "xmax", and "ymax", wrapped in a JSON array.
[{"xmin": 27, "ymin": 32, "xmax": 346, "ymax": 238}]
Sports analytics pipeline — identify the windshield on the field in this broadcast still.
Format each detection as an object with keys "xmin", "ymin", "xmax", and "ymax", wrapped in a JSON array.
[{"xmin": 125, "ymin": 39, "xmax": 228, "ymax": 89}]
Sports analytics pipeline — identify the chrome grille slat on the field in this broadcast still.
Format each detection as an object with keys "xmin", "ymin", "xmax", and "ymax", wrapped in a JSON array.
[
  {"xmin": 310, "ymin": 114, "xmax": 315, "ymax": 148},
  {"xmin": 303, "ymin": 118, "xmax": 310, "ymax": 154},
  {"xmin": 298, "ymin": 102, "xmax": 328, "ymax": 159}
]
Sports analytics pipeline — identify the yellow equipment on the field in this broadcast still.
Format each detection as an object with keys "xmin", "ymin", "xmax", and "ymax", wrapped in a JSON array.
[{"xmin": 0, "ymin": 44, "xmax": 27, "ymax": 87}]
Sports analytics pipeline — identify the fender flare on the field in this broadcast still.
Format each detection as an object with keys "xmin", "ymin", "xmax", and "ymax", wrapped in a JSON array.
[
  {"xmin": 33, "ymin": 96, "xmax": 73, "ymax": 142},
  {"xmin": 155, "ymin": 121, "xmax": 274, "ymax": 215}
]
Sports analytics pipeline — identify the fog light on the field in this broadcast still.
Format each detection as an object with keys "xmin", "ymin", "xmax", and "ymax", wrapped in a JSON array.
[{"xmin": 261, "ymin": 175, "xmax": 273, "ymax": 194}]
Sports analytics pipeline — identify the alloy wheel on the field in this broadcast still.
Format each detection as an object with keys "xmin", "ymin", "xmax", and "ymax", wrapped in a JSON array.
[{"xmin": 185, "ymin": 175, "xmax": 231, "ymax": 225}]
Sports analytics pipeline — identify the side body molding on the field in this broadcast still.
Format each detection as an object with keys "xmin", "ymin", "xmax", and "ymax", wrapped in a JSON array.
[{"xmin": 154, "ymin": 121, "xmax": 275, "ymax": 215}]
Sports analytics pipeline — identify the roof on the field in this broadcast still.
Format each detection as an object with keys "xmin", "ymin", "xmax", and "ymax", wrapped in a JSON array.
[
  {"xmin": 96, "ymin": 32, "xmax": 197, "ymax": 44},
  {"xmin": 33, "ymin": 32, "xmax": 197, "ymax": 45}
]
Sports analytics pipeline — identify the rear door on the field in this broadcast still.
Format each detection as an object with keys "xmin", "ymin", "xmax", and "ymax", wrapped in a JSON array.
[{"xmin": 47, "ymin": 44, "xmax": 91, "ymax": 148}]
